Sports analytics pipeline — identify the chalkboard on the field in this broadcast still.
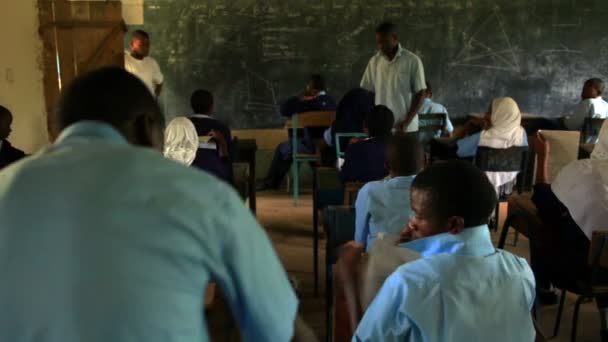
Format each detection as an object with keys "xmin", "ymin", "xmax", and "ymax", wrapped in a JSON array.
[{"xmin": 135, "ymin": 0, "xmax": 608, "ymax": 128}]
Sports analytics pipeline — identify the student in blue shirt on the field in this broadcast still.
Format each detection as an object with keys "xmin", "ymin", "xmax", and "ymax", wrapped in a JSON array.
[
  {"xmin": 349, "ymin": 160, "xmax": 536, "ymax": 341},
  {"xmin": 353, "ymin": 134, "xmax": 423, "ymax": 251},
  {"xmin": 417, "ymin": 81, "xmax": 453, "ymax": 136},
  {"xmin": 258, "ymin": 74, "xmax": 337, "ymax": 191},
  {"xmin": 0, "ymin": 67, "xmax": 301, "ymax": 342},
  {"xmin": 340, "ymin": 105, "xmax": 394, "ymax": 183}
]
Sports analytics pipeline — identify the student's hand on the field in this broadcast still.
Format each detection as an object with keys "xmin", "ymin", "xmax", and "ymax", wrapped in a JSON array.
[
  {"xmin": 208, "ymin": 130, "xmax": 228, "ymax": 157},
  {"xmin": 398, "ymin": 226, "xmax": 415, "ymax": 244},
  {"xmin": 348, "ymin": 137, "xmax": 362, "ymax": 145},
  {"xmin": 339, "ymin": 241, "xmax": 364, "ymax": 273},
  {"xmin": 533, "ymin": 131, "xmax": 550, "ymax": 159}
]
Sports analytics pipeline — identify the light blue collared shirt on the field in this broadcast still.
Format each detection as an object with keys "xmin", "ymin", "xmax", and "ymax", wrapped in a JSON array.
[
  {"xmin": 354, "ymin": 225, "xmax": 536, "ymax": 342},
  {"xmin": 418, "ymin": 98, "xmax": 454, "ymax": 134},
  {"xmin": 355, "ymin": 176, "xmax": 415, "ymax": 251},
  {"xmin": 0, "ymin": 121, "xmax": 298, "ymax": 342}
]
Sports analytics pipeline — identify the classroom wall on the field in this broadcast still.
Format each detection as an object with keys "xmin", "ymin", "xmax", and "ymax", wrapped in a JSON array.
[{"xmin": 0, "ymin": 0, "xmax": 48, "ymax": 153}]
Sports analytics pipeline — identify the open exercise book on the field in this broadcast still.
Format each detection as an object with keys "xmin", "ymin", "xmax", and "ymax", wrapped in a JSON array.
[{"xmin": 361, "ymin": 234, "xmax": 421, "ymax": 309}]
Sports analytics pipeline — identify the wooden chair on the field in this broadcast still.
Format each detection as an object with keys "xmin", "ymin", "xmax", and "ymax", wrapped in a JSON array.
[
  {"xmin": 286, "ymin": 111, "xmax": 336, "ymax": 206},
  {"xmin": 567, "ymin": 231, "xmax": 608, "ymax": 341},
  {"xmin": 418, "ymin": 113, "xmax": 447, "ymax": 151},
  {"xmin": 474, "ymin": 146, "xmax": 529, "ymax": 231},
  {"xmin": 311, "ymin": 166, "xmax": 343, "ymax": 296},
  {"xmin": 335, "ymin": 132, "xmax": 368, "ymax": 159},
  {"xmin": 323, "ymin": 205, "xmax": 356, "ymax": 342},
  {"xmin": 582, "ymin": 117, "xmax": 606, "ymax": 144},
  {"xmin": 343, "ymin": 181, "xmax": 365, "ymax": 206}
]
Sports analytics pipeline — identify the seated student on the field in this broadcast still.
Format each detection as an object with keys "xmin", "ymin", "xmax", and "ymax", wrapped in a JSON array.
[
  {"xmin": 353, "ymin": 134, "xmax": 422, "ymax": 252},
  {"xmin": 0, "ymin": 105, "xmax": 26, "ymax": 169},
  {"xmin": 163, "ymin": 116, "xmax": 199, "ymax": 166},
  {"xmin": 564, "ymin": 78, "xmax": 608, "ymax": 133},
  {"xmin": 340, "ymin": 105, "xmax": 394, "ymax": 183},
  {"xmin": 323, "ymin": 87, "xmax": 374, "ymax": 147},
  {"xmin": 432, "ymin": 97, "xmax": 528, "ymax": 192},
  {"xmin": 352, "ymin": 160, "xmax": 536, "ymax": 341},
  {"xmin": 280, "ymin": 74, "xmax": 337, "ymax": 117},
  {"xmin": 531, "ymin": 128, "xmax": 608, "ymax": 321},
  {"xmin": 417, "ymin": 81, "xmax": 454, "ymax": 136},
  {"xmin": 257, "ymin": 74, "xmax": 337, "ymax": 191},
  {"xmin": 0, "ymin": 67, "xmax": 300, "ymax": 342},
  {"xmin": 189, "ymin": 89, "xmax": 234, "ymax": 184}
]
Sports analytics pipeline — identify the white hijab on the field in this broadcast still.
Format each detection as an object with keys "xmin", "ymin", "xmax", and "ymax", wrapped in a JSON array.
[
  {"xmin": 163, "ymin": 117, "xmax": 199, "ymax": 166},
  {"xmin": 552, "ymin": 120, "xmax": 608, "ymax": 239},
  {"xmin": 479, "ymin": 97, "xmax": 526, "ymax": 190}
]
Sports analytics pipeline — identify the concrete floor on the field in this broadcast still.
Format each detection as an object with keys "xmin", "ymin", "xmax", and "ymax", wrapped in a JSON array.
[{"xmin": 211, "ymin": 191, "xmax": 602, "ymax": 341}]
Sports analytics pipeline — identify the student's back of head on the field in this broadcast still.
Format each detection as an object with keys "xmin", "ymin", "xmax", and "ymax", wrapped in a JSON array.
[
  {"xmin": 386, "ymin": 134, "xmax": 423, "ymax": 177},
  {"xmin": 53, "ymin": 67, "xmax": 164, "ymax": 147},
  {"xmin": 410, "ymin": 160, "xmax": 497, "ymax": 238},
  {"xmin": 191, "ymin": 89, "xmax": 214, "ymax": 115},
  {"xmin": 365, "ymin": 105, "xmax": 394, "ymax": 138}
]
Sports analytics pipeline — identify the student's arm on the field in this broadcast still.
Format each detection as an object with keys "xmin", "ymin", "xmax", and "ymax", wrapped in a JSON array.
[
  {"xmin": 354, "ymin": 184, "xmax": 371, "ymax": 248},
  {"xmin": 533, "ymin": 132, "xmax": 550, "ymax": 184},
  {"xmin": 153, "ymin": 60, "xmax": 164, "ymax": 97},
  {"xmin": 353, "ymin": 272, "xmax": 418, "ymax": 341},
  {"xmin": 360, "ymin": 59, "xmax": 375, "ymax": 92},
  {"xmin": 455, "ymin": 132, "xmax": 481, "ymax": 158},
  {"xmin": 210, "ymin": 189, "xmax": 298, "ymax": 341},
  {"xmin": 398, "ymin": 57, "xmax": 426, "ymax": 131}
]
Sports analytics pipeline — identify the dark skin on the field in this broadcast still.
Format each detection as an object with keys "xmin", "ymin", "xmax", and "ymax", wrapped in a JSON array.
[
  {"xmin": 581, "ymin": 81, "xmax": 601, "ymax": 101},
  {"xmin": 337, "ymin": 187, "xmax": 466, "ymax": 333},
  {"xmin": 129, "ymin": 35, "xmax": 163, "ymax": 97},
  {"xmin": 375, "ymin": 32, "xmax": 425, "ymax": 132},
  {"xmin": 0, "ymin": 111, "xmax": 12, "ymax": 141},
  {"xmin": 302, "ymin": 80, "xmax": 321, "ymax": 100},
  {"xmin": 451, "ymin": 105, "xmax": 492, "ymax": 141}
]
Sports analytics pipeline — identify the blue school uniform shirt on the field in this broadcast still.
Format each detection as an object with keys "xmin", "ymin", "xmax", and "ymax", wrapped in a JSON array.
[
  {"xmin": 355, "ymin": 176, "xmax": 415, "ymax": 251},
  {"xmin": 456, "ymin": 131, "xmax": 529, "ymax": 158},
  {"xmin": 0, "ymin": 121, "xmax": 298, "ymax": 342},
  {"xmin": 354, "ymin": 225, "xmax": 536, "ymax": 342}
]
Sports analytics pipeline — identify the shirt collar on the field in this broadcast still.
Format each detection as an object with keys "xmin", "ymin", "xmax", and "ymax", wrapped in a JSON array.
[
  {"xmin": 317, "ymin": 91, "xmax": 327, "ymax": 96},
  {"xmin": 55, "ymin": 121, "xmax": 128, "ymax": 146},
  {"xmin": 376, "ymin": 44, "xmax": 405, "ymax": 61},
  {"xmin": 388, "ymin": 175, "xmax": 416, "ymax": 184},
  {"xmin": 400, "ymin": 225, "xmax": 496, "ymax": 258}
]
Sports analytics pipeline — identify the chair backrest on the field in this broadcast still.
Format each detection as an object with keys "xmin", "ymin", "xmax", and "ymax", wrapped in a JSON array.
[
  {"xmin": 582, "ymin": 117, "xmax": 606, "ymax": 144},
  {"xmin": 418, "ymin": 113, "xmax": 447, "ymax": 150},
  {"xmin": 324, "ymin": 205, "xmax": 356, "ymax": 265},
  {"xmin": 588, "ymin": 231, "xmax": 608, "ymax": 269},
  {"xmin": 335, "ymin": 133, "xmax": 368, "ymax": 158},
  {"xmin": 474, "ymin": 146, "xmax": 529, "ymax": 193},
  {"xmin": 287, "ymin": 111, "xmax": 336, "ymax": 129},
  {"xmin": 343, "ymin": 181, "xmax": 366, "ymax": 205},
  {"xmin": 536, "ymin": 130, "xmax": 581, "ymax": 183}
]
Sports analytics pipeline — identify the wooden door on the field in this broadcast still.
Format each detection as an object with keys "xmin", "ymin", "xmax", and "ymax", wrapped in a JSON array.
[{"xmin": 38, "ymin": 0, "xmax": 126, "ymax": 141}]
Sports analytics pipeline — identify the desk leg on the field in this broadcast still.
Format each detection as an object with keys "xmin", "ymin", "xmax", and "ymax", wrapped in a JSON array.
[{"xmin": 312, "ymin": 166, "xmax": 319, "ymax": 297}]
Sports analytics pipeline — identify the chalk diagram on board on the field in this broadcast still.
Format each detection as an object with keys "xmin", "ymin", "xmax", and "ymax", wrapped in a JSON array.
[
  {"xmin": 242, "ymin": 63, "xmax": 279, "ymax": 116},
  {"xmin": 449, "ymin": 7, "xmax": 521, "ymax": 73}
]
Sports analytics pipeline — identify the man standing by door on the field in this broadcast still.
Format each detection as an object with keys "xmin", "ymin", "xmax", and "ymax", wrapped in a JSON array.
[
  {"xmin": 124, "ymin": 30, "xmax": 164, "ymax": 98},
  {"xmin": 360, "ymin": 22, "xmax": 426, "ymax": 133}
]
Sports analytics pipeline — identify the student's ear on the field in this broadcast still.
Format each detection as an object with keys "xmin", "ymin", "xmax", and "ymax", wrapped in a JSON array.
[{"xmin": 446, "ymin": 216, "xmax": 465, "ymax": 234}]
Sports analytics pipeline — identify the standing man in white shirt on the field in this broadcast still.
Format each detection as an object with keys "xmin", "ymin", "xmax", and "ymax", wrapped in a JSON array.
[
  {"xmin": 124, "ymin": 30, "xmax": 164, "ymax": 98},
  {"xmin": 360, "ymin": 22, "xmax": 427, "ymax": 133}
]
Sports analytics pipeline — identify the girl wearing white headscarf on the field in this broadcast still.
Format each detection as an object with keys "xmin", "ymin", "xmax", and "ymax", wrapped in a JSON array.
[
  {"xmin": 163, "ymin": 117, "xmax": 199, "ymax": 166},
  {"xmin": 531, "ymin": 123, "xmax": 608, "ymax": 308},
  {"xmin": 452, "ymin": 97, "xmax": 527, "ymax": 191}
]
